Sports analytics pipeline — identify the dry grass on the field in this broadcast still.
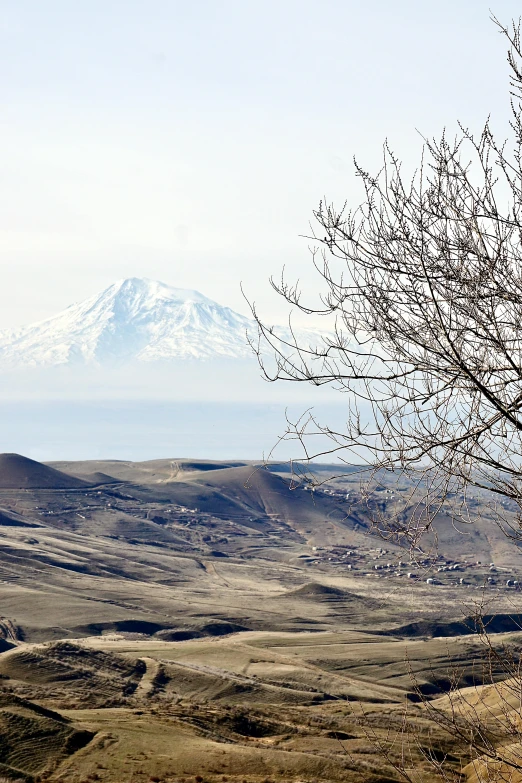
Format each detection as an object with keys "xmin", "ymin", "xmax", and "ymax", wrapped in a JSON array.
[{"xmin": 0, "ymin": 458, "xmax": 518, "ymax": 781}]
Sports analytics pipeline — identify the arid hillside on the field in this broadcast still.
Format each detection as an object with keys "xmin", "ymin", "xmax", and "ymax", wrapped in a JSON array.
[{"xmin": 0, "ymin": 454, "xmax": 519, "ymax": 782}]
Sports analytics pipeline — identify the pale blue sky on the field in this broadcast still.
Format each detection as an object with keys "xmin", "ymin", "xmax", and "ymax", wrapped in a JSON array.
[{"xmin": 0, "ymin": 0, "xmax": 518, "ymax": 328}]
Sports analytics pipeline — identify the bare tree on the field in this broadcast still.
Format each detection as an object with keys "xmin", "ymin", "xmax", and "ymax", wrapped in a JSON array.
[
  {"xmin": 248, "ymin": 15, "xmax": 522, "ymax": 780},
  {"xmin": 249, "ymin": 17, "xmax": 522, "ymax": 550}
]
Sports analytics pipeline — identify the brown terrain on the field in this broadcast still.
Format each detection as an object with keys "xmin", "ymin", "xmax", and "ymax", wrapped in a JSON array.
[{"xmin": 0, "ymin": 453, "xmax": 520, "ymax": 782}]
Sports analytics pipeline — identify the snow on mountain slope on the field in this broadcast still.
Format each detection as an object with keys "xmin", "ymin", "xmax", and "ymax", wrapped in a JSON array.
[{"xmin": 0, "ymin": 278, "xmax": 263, "ymax": 367}]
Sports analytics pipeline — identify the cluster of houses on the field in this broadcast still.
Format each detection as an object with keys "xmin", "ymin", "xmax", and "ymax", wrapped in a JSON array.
[{"xmin": 306, "ymin": 544, "xmax": 520, "ymax": 589}]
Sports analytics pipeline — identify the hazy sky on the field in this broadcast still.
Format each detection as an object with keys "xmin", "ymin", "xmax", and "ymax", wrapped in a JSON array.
[{"xmin": 0, "ymin": 0, "xmax": 519, "ymax": 329}]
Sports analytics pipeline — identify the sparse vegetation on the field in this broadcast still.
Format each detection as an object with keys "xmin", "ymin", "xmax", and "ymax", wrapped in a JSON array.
[{"xmin": 0, "ymin": 431, "xmax": 519, "ymax": 780}]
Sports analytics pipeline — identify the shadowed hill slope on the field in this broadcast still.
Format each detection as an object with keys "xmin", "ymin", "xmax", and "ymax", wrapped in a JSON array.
[
  {"xmin": 285, "ymin": 582, "xmax": 374, "ymax": 603},
  {"xmin": 183, "ymin": 465, "xmax": 362, "ymax": 525},
  {"xmin": 0, "ymin": 453, "xmax": 89, "ymax": 490},
  {"xmin": 0, "ymin": 689, "xmax": 94, "ymax": 777},
  {"xmin": 386, "ymin": 613, "xmax": 522, "ymax": 638},
  {"xmin": 0, "ymin": 508, "xmax": 42, "ymax": 527},
  {"xmin": 189, "ymin": 465, "xmax": 297, "ymax": 514}
]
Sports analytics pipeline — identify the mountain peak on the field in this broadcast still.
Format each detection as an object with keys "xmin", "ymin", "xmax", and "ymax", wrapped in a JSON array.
[
  {"xmin": 0, "ymin": 278, "xmax": 255, "ymax": 367},
  {"xmin": 105, "ymin": 278, "xmax": 212, "ymax": 306}
]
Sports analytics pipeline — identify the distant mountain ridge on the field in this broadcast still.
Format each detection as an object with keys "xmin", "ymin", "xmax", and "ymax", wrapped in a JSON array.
[{"xmin": 0, "ymin": 278, "xmax": 262, "ymax": 367}]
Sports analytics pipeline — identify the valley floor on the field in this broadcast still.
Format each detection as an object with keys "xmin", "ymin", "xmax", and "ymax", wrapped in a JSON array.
[
  {"xmin": 0, "ymin": 454, "xmax": 520, "ymax": 781},
  {"xmin": 0, "ymin": 628, "xmax": 503, "ymax": 783}
]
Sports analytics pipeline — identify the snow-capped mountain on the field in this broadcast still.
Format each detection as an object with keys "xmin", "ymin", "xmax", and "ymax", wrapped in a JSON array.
[{"xmin": 0, "ymin": 278, "xmax": 262, "ymax": 367}]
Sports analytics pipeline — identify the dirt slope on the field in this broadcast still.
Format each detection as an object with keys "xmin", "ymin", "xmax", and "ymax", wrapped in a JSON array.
[{"xmin": 0, "ymin": 454, "xmax": 89, "ymax": 490}]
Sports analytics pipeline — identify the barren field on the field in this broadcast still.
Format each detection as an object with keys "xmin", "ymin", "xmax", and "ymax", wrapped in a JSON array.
[{"xmin": 0, "ymin": 453, "xmax": 520, "ymax": 782}]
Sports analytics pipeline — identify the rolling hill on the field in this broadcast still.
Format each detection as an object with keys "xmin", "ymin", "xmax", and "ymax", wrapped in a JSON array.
[{"xmin": 0, "ymin": 453, "xmax": 89, "ymax": 490}]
